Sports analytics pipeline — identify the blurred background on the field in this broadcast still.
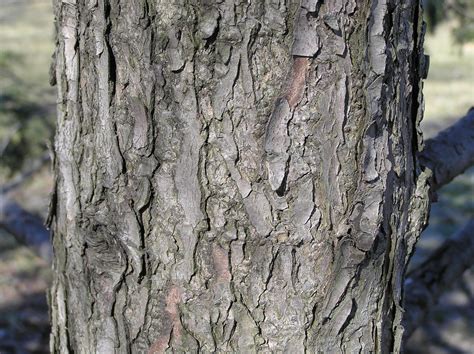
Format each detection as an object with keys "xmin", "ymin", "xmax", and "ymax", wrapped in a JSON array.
[{"xmin": 0, "ymin": 0, "xmax": 472, "ymax": 352}]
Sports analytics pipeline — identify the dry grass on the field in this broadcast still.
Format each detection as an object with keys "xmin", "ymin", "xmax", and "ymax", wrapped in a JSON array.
[
  {"xmin": 0, "ymin": 0, "xmax": 54, "ymax": 99},
  {"xmin": 423, "ymin": 22, "xmax": 474, "ymax": 131}
]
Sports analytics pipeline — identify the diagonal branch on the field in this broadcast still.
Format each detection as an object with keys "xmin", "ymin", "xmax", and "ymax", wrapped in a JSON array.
[
  {"xmin": 1, "ymin": 152, "xmax": 50, "ymax": 194},
  {"xmin": 0, "ymin": 195, "xmax": 52, "ymax": 263},
  {"xmin": 0, "ymin": 152, "xmax": 52, "ymax": 262},
  {"xmin": 419, "ymin": 108, "xmax": 474, "ymax": 192},
  {"xmin": 403, "ymin": 219, "xmax": 474, "ymax": 338}
]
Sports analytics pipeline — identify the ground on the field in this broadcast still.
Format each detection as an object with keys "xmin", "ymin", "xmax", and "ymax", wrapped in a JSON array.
[{"xmin": 0, "ymin": 1, "xmax": 472, "ymax": 352}]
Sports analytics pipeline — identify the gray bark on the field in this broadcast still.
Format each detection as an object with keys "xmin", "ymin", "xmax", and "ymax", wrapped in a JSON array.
[{"xmin": 49, "ymin": 0, "xmax": 430, "ymax": 352}]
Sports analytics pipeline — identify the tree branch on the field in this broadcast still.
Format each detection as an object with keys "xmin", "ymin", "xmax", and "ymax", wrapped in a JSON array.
[
  {"xmin": 419, "ymin": 108, "xmax": 474, "ymax": 192},
  {"xmin": 0, "ymin": 152, "xmax": 51, "ymax": 262},
  {"xmin": 403, "ymin": 219, "xmax": 474, "ymax": 338},
  {"xmin": 1, "ymin": 152, "xmax": 50, "ymax": 194},
  {"xmin": 0, "ymin": 195, "xmax": 52, "ymax": 263}
]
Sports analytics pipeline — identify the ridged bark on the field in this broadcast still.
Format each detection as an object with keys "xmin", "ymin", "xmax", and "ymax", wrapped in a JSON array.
[{"xmin": 49, "ymin": 0, "xmax": 429, "ymax": 352}]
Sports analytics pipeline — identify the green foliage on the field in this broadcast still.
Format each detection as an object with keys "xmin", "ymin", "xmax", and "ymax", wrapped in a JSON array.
[
  {"xmin": 424, "ymin": 0, "xmax": 474, "ymax": 44},
  {"xmin": 0, "ymin": 0, "xmax": 55, "ymax": 176},
  {"xmin": 424, "ymin": 0, "xmax": 446, "ymax": 33},
  {"xmin": 451, "ymin": 0, "xmax": 474, "ymax": 44},
  {"xmin": 0, "ymin": 52, "xmax": 54, "ymax": 175},
  {"xmin": 0, "ymin": 97, "xmax": 53, "ymax": 174}
]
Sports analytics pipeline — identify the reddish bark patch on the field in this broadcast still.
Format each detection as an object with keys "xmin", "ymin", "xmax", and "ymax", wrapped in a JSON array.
[
  {"xmin": 165, "ymin": 286, "xmax": 181, "ymax": 318},
  {"xmin": 212, "ymin": 244, "xmax": 231, "ymax": 283},
  {"xmin": 148, "ymin": 337, "xmax": 168, "ymax": 354},
  {"xmin": 283, "ymin": 56, "xmax": 310, "ymax": 108},
  {"xmin": 148, "ymin": 286, "xmax": 182, "ymax": 353}
]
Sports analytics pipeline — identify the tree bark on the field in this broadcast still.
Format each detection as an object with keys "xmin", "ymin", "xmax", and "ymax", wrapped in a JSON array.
[{"xmin": 49, "ymin": 0, "xmax": 430, "ymax": 352}]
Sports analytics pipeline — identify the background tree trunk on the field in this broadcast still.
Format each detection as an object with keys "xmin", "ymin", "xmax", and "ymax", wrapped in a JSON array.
[{"xmin": 49, "ymin": 0, "xmax": 429, "ymax": 352}]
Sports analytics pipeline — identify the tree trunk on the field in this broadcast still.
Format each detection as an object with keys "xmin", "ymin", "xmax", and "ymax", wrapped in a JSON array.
[{"xmin": 49, "ymin": 0, "xmax": 429, "ymax": 352}]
